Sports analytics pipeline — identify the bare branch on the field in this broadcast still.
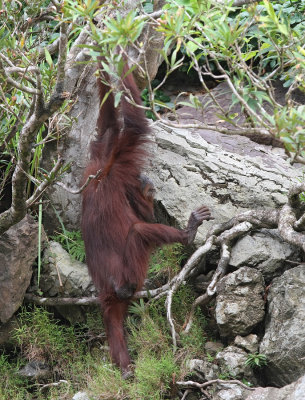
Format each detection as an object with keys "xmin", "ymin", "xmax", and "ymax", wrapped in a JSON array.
[
  {"xmin": 55, "ymin": 169, "xmax": 103, "ymax": 195},
  {"xmin": 24, "ymin": 284, "xmax": 170, "ymax": 306},
  {"xmin": 166, "ymin": 236, "xmax": 216, "ymax": 351},
  {"xmin": 38, "ymin": 24, "xmax": 73, "ymax": 60},
  {"xmin": 295, "ymin": 213, "xmax": 305, "ymax": 231},
  {"xmin": 26, "ymin": 157, "xmax": 65, "ymax": 208},
  {"xmin": 156, "ymin": 120, "xmax": 273, "ymax": 139},
  {"xmin": 176, "ymin": 378, "xmax": 255, "ymax": 391},
  {"xmin": 0, "ymin": 62, "xmax": 42, "ymax": 95},
  {"xmin": 24, "ymin": 293, "xmax": 100, "ymax": 306},
  {"xmin": 135, "ymin": 282, "xmax": 170, "ymax": 299},
  {"xmin": 278, "ymin": 204, "xmax": 305, "ymax": 252}
]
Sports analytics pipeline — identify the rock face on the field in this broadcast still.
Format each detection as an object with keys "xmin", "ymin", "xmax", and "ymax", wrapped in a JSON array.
[
  {"xmin": 229, "ymin": 231, "xmax": 300, "ymax": 281},
  {"xmin": 0, "ymin": 215, "xmax": 44, "ymax": 323},
  {"xmin": 245, "ymin": 374, "xmax": 305, "ymax": 400},
  {"xmin": 215, "ymin": 267, "xmax": 265, "ymax": 337},
  {"xmin": 234, "ymin": 335, "xmax": 259, "ymax": 354},
  {"xmin": 259, "ymin": 266, "xmax": 305, "ymax": 386}
]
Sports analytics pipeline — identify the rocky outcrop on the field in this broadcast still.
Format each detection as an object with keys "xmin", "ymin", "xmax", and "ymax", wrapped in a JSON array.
[
  {"xmin": 215, "ymin": 267, "xmax": 265, "ymax": 337},
  {"xmin": 259, "ymin": 266, "xmax": 305, "ymax": 386},
  {"xmin": 146, "ymin": 124, "xmax": 303, "ymax": 243},
  {"xmin": 0, "ymin": 215, "xmax": 45, "ymax": 323}
]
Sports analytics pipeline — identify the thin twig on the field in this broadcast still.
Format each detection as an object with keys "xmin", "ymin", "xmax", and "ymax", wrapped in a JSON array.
[{"xmin": 55, "ymin": 169, "xmax": 103, "ymax": 194}]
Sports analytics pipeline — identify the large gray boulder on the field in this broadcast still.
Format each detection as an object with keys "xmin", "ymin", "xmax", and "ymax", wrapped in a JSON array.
[
  {"xmin": 36, "ymin": 241, "xmax": 97, "ymax": 324},
  {"xmin": 215, "ymin": 267, "xmax": 265, "ymax": 337},
  {"xmin": 0, "ymin": 215, "xmax": 45, "ymax": 323},
  {"xmin": 259, "ymin": 266, "xmax": 305, "ymax": 386}
]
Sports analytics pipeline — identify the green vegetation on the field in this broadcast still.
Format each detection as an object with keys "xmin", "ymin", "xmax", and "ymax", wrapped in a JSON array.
[
  {"xmin": 149, "ymin": 243, "xmax": 186, "ymax": 279},
  {"xmin": 245, "ymin": 352, "xmax": 268, "ymax": 369},
  {"xmin": 52, "ymin": 230, "xmax": 86, "ymax": 262},
  {"xmin": 141, "ymin": 85, "xmax": 173, "ymax": 120},
  {"xmin": 0, "ymin": 0, "xmax": 71, "ymax": 199}
]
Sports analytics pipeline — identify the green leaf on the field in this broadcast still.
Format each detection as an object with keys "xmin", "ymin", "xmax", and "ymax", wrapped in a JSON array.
[
  {"xmin": 44, "ymin": 48, "xmax": 53, "ymax": 68},
  {"xmin": 114, "ymin": 91, "xmax": 122, "ymax": 108},
  {"xmin": 242, "ymin": 50, "xmax": 258, "ymax": 61},
  {"xmin": 263, "ymin": 0, "xmax": 277, "ymax": 23},
  {"xmin": 186, "ymin": 40, "xmax": 200, "ymax": 53},
  {"xmin": 177, "ymin": 101, "xmax": 195, "ymax": 108}
]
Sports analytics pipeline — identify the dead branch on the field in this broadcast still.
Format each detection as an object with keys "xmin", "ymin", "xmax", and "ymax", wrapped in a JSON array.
[
  {"xmin": 165, "ymin": 236, "xmax": 215, "ymax": 351},
  {"xmin": 278, "ymin": 204, "xmax": 305, "ymax": 252},
  {"xmin": 183, "ymin": 221, "xmax": 253, "ymax": 333},
  {"xmin": 24, "ymin": 294, "xmax": 100, "ymax": 306},
  {"xmin": 26, "ymin": 157, "xmax": 65, "ymax": 207},
  {"xmin": 208, "ymin": 221, "xmax": 253, "ymax": 295},
  {"xmin": 38, "ymin": 23, "xmax": 73, "ymax": 60},
  {"xmin": 55, "ymin": 169, "xmax": 103, "ymax": 195},
  {"xmin": 176, "ymin": 378, "xmax": 255, "ymax": 391},
  {"xmin": 0, "ymin": 62, "xmax": 42, "ymax": 95},
  {"xmin": 24, "ymin": 282, "xmax": 172, "ymax": 306}
]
